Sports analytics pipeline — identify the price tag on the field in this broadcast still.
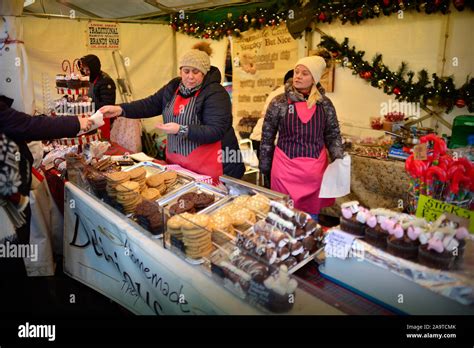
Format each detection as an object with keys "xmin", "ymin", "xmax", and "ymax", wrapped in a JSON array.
[
  {"xmin": 324, "ymin": 229, "xmax": 357, "ymax": 259},
  {"xmin": 413, "ymin": 143, "xmax": 428, "ymax": 161}
]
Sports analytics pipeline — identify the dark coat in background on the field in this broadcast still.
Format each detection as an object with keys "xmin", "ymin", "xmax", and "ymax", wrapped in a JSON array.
[
  {"xmin": 80, "ymin": 54, "xmax": 116, "ymax": 110},
  {"xmin": 0, "ymin": 97, "xmax": 79, "ymax": 246},
  {"xmin": 120, "ymin": 66, "xmax": 245, "ymax": 179}
]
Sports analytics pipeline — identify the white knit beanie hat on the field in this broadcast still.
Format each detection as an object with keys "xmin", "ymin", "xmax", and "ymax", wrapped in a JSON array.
[
  {"xmin": 179, "ymin": 42, "xmax": 212, "ymax": 75},
  {"xmin": 294, "ymin": 56, "xmax": 326, "ymax": 84}
]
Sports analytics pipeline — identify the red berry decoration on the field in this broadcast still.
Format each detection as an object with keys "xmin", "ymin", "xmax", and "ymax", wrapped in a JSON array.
[
  {"xmin": 365, "ymin": 71, "xmax": 372, "ymax": 79},
  {"xmin": 204, "ymin": 33, "xmax": 210, "ymax": 39},
  {"xmin": 454, "ymin": 0, "xmax": 465, "ymax": 10},
  {"xmin": 318, "ymin": 12, "xmax": 326, "ymax": 21},
  {"xmin": 455, "ymin": 99, "xmax": 466, "ymax": 108},
  {"xmin": 393, "ymin": 87, "xmax": 401, "ymax": 95},
  {"xmin": 383, "ymin": 0, "xmax": 390, "ymax": 6}
]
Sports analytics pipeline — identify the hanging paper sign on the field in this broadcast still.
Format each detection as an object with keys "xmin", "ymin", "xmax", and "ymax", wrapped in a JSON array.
[
  {"xmin": 87, "ymin": 22, "xmax": 120, "ymax": 49},
  {"xmin": 413, "ymin": 143, "xmax": 428, "ymax": 161}
]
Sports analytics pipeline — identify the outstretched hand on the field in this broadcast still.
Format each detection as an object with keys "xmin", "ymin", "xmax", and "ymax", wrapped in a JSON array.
[
  {"xmin": 156, "ymin": 122, "xmax": 180, "ymax": 135},
  {"xmin": 78, "ymin": 117, "xmax": 93, "ymax": 132},
  {"xmin": 99, "ymin": 105, "xmax": 123, "ymax": 119}
]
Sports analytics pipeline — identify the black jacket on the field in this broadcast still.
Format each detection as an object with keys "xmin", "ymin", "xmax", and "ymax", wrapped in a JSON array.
[
  {"xmin": 0, "ymin": 100, "xmax": 80, "ymax": 195},
  {"xmin": 120, "ymin": 66, "xmax": 244, "ymax": 179},
  {"xmin": 92, "ymin": 72, "xmax": 116, "ymax": 110}
]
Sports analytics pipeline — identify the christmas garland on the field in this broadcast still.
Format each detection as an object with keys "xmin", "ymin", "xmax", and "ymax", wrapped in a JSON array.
[
  {"xmin": 318, "ymin": 35, "xmax": 473, "ymax": 113},
  {"xmin": 169, "ymin": 0, "xmax": 472, "ymax": 40}
]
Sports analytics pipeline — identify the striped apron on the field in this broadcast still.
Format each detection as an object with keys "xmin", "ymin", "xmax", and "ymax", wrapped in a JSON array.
[
  {"xmin": 271, "ymin": 100, "xmax": 335, "ymax": 214},
  {"xmin": 163, "ymin": 88, "xmax": 223, "ymax": 179}
]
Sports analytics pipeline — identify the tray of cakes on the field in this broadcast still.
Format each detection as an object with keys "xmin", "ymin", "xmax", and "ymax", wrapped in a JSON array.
[
  {"xmin": 161, "ymin": 193, "xmax": 268, "ymax": 266},
  {"xmin": 235, "ymin": 201, "xmax": 324, "ymax": 274},
  {"xmin": 123, "ymin": 161, "xmax": 194, "ymax": 201},
  {"xmin": 158, "ymin": 181, "xmax": 227, "ymax": 214},
  {"xmin": 320, "ymin": 201, "xmax": 474, "ymax": 314},
  {"xmin": 210, "ymin": 243, "xmax": 299, "ymax": 313}
]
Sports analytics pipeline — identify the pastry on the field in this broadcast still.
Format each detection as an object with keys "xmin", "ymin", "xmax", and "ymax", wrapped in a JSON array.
[
  {"xmin": 106, "ymin": 171, "xmax": 131, "ymax": 185},
  {"xmin": 127, "ymin": 167, "xmax": 146, "ymax": 181},
  {"xmin": 141, "ymin": 188, "xmax": 161, "ymax": 201},
  {"xmin": 247, "ymin": 194, "xmax": 270, "ymax": 214},
  {"xmin": 162, "ymin": 171, "xmax": 178, "ymax": 186},
  {"xmin": 386, "ymin": 223, "xmax": 419, "ymax": 260},
  {"xmin": 116, "ymin": 181, "xmax": 140, "ymax": 193},
  {"xmin": 194, "ymin": 192, "xmax": 215, "ymax": 210},
  {"xmin": 169, "ymin": 198, "xmax": 195, "ymax": 215},
  {"xmin": 146, "ymin": 174, "xmax": 165, "ymax": 188},
  {"xmin": 289, "ymin": 241, "xmax": 304, "ymax": 256},
  {"xmin": 231, "ymin": 207, "xmax": 256, "ymax": 229},
  {"xmin": 232, "ymin": 195, "xmax": 251, "ymax": 207},
  {"xmin": 339, "ymin": 201, "xmax": 368, "ymax": 236}
]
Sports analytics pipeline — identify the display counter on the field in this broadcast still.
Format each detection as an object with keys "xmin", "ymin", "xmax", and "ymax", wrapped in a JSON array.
[{"xmin": 63, "ymin": 182, "xmax": 343, "ymax": 315}]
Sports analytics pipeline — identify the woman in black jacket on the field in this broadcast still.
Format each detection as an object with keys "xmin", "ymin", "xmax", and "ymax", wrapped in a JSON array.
[
  {"xmin": 80, "ymin": 54, "xmax": 116, "ymax": 139},
  {"xmin": 100, "ymin": 43, "xmax": 244, "ymax": 180}
]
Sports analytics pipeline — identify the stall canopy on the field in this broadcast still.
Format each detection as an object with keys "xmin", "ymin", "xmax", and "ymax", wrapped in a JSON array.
[{"xmin": 22, "ymin": 0, "xmax": 256, "ymax": 19}]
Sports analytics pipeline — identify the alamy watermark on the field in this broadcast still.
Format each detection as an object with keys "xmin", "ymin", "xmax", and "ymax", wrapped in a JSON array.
[
  {"xmin": 380, "ymin": 100, "xmax": 420, "ymax": 118},
  {"xmin": 18, "ymin": 322, "xmax": 55, "ymax": 341},
  {"xmin": 217, "ymin": 148, "xmax": 257, "ymax": 164},
  {"xmin": 0, "ymin": 241, "xmax": 38, "ymax": 262}
]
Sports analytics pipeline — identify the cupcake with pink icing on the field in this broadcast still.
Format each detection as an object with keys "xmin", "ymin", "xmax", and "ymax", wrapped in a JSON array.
[
  {"xmin": 363, "ymin": 209, "xmax": 399, "ymax": 249},
  {"xmin": 418, "ymin": 228, "xmax": 461, "ymax": 270},
  {"xmin": 340, "ymin": 201, "xmax": 369, "ymax": 236},
  {"xmin": 386, "ymin": 216, "xmax": 422, "ymax": 260}
]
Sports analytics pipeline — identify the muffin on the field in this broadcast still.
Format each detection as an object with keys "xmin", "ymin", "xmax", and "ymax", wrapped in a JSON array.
[
  {"xmin": 386, "ymin": 223, "xmax": 420, "ymax": 260},
  {"xmin": 339, "ymin": 201, "xmax": 368, "ymax": 236},
  {"xmin": 364, "ymin": 214, "xmax": 389, "ymax": 249}
]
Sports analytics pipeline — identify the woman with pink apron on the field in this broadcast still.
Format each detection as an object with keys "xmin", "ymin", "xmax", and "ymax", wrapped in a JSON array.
[{"xmin": 260, "ymin": 56, "xmax": 344, "ymax": 219}]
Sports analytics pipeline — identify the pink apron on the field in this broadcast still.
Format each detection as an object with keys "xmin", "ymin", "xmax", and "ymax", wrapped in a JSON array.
[{"xmin": 270, "ymin": 100, "xmax": 335, "ymax": 214}]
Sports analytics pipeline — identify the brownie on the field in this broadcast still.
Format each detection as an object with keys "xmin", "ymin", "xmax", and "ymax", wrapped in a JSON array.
[
  {"xmin": 179, "ymin": 192, "xmax": 198, "ymax": 202},
  {"xmin": 365, "ymin": 224, "xmax": 389, "ymax": 249},
  {"xmin": 386, "ymin": 235, "xmax": 419, "ymax": 260},
  {"xmin": 194, "ymin": 193, "xmax": 215, "ymax": 209},
  {"xmin": 135, "ymin": 200, "xmax": 158, "ymax": 218},
  {"xmin": 340, "ymin": 216, "xmax": 365, "ymax": 236},
  {"xmin": 169, "ymin": 198, "xmax": 195, "ymax": 215},
  {"xmin": 418, "ymin": 244, "xmax": 455, "ymax": 270},
  {"xmin": 147, "ymin": 214, "xmax": 164, "ymax": 235}
]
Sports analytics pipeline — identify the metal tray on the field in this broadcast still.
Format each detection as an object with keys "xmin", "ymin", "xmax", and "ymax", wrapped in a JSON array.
[
  {"xmin": 122, "ymin": 161, "xmax": 166, "ymax": 175},
  {"xmin": 124, "ymin": 162, "xmax": 195, "ymax": 200},
  {"xmin": 158, "ymin": 181, "xmax": 227, "ymax": 213},
  {"xmin": 219, "ymin": 175, "xmax": 289, "ymax": 201}
]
